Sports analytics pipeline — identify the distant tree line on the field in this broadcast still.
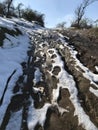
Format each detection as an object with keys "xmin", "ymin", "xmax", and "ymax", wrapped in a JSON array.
[
  {"xmin": 0, "ymin": 0, "xmax": 45, "ymax": 27},
  {"xmin": 71, "ymin": 0, "xmax": 98, "ymax": 29},
  {"xmin": 56, "ymin": 0, "xmax": 98, "ymax": 29},
  {"xmin": 56, "ymin": 22, "xmax": 66, "ymax": 28}
]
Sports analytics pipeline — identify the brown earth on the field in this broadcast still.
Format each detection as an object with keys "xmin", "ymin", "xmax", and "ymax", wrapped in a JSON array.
[{"xmin": 1, "ymin": 28, "xmax": 98, "ymax": 130}]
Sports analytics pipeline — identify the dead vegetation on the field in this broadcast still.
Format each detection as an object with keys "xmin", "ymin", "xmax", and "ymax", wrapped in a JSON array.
[
  {"xmin": 57, "ymin": 27, "xmax": 98, "ymax": 72},
  {"xmin": 0, "ymin": 27, "xmax": 22, "ymax": 46}
]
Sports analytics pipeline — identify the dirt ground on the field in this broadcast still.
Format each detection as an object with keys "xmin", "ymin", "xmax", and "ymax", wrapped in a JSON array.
[{"xmin": 1, "ymin": 27, "xmax": 98, "ymax": 130}]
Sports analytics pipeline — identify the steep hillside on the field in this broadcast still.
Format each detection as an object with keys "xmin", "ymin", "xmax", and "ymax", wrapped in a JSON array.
[{"xmin": 0, "ymin": 17, "xmax": 98, "ymax": 130}]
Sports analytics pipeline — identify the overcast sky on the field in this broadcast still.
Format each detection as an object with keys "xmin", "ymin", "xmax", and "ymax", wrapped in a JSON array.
[{"xmin": 1, "ymin": 0, "xmax": 98, "ymax": 27}]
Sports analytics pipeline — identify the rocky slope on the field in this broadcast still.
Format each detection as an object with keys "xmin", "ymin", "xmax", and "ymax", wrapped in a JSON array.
[{"xmin": 0, "ymin": 17, "xmax": 98, "ymax": 130}]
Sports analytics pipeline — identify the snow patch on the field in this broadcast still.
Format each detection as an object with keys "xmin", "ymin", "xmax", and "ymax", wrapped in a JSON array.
[
  {"xmin": 0, "ymin": 67, "xmax": 22, "ymax": 125},
  {"xmin": 90, "ymin": 87, "xmax": 98, "ymax": 97},
  {"xmin": 0, "ymin": 17, "xmax": 15, "ymax": 30},
  {"xmin": 60, "ymin": 37, "xmax": 98, "ymax": 88},
  {"xmin": 0, "ymin": 28, "xmax": 30, "ymax": 126},
  {"xmin": 95, "ymin": 66, "xmax": 98, "ymax": 72},
  {"xmin": 33, "ymin": 67, "xmax": 42, "ymax": 85},
  {"xmin": 48, "ymin": 48, "xmax": 98, "ymax": 130},
  {"xmin": 6, "ymin": 109, "xmax": 23, "ymax": 130},
  {"xmin": 27, "ymin": 98, "xmax": 51, "ymax": 130}
]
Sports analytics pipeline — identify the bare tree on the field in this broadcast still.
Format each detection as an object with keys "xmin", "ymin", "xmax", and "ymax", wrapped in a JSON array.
[
  {"xmin": 4, "ymin": 0, "xmax": 14, "ymax": 17},
  {"xmin": 16, "ymin": 3, "xmax": 23, "ymax": 17},
  {"xmin": 22, "ymin": 8, "xmax": 45, "ymax": 26},
  {"xmin": 0, "ymin": 3, "xmax": 5, "ymax": 16},
  {"xmin": 56, "ymin": 22, "xmax": 66, "ymax": 28},
  {"xmin": 73, "ymin": 0, "xmax": 98, "ymax": 28},
  {"xmin": 94, "ymin": 19, "xmax": 98, "ymax": 27}
]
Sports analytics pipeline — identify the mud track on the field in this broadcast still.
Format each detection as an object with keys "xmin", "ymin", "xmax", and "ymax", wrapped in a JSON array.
[{"xmin": 0, "ymin": 29, "xmax": 98, "ymax": 130}]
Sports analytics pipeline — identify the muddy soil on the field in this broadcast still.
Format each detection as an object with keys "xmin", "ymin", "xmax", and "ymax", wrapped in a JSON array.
[{"xmin": 0, "ymin": 28, "xmax": 98, "ymax": 130}]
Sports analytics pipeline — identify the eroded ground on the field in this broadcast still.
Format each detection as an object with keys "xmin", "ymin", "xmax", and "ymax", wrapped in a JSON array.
[{"xmin": 0, "ymin": 27, "xmax": 98, "ymax": 130}]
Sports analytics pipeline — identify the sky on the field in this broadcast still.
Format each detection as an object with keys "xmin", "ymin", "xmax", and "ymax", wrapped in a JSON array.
[{"xmin": 1, "ymin": 0, "xmax": 98, "ymax": 27}]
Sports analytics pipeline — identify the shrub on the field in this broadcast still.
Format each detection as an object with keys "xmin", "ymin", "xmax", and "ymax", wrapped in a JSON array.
[
  {"xmin": 0, "ymin": 27, "xmax": 22, "ymax": 46},
  {"xmin": 0, "ymin": 3, "xmax": 5, "ymax": 16},
  {"xmin": 71, "ymin": 18, "xmax": 93, "ymax": 29},
  {"xmin": 22, "ymin": 8, "xmax": 44, "ymax": 27}
]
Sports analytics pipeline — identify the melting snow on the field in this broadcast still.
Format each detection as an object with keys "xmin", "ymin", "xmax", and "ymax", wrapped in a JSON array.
[
  {"xmin": 0, "ymin": 16, "xmax": 98, "ymax": 130},
  {"xmin": 6, "ymin": 109, "xmax": 23, "ymax": 130},
  {"xmin": 47, "ymin": 48, "xmax": 98, "ymax": 130},
  {"xmin": 0, "ymin": 17, "xmax": 16, "ymax": 30},
  {"xmin": 59, "ymin": 35, "xmax": 98, "ymax": 98},
  {"xmin": 95, "ymin": 66, "xmax": 98, "ymax": 72},
  {"xmin": 0, "ymin": 17, "xmax": 30, "ymax": 126},
  {"xmin": 33, "ymin": 67, "xmax": 42, "ymax": 85},
  {"xmin": 27, "ymin": 98, "xmax": 50, "ymax": 130},
  {"xmin": 90, "ymin": 87, "xmax": 98, "ymax": 97}
]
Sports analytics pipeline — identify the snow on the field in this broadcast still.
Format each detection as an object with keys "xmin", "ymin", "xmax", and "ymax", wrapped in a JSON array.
[
  {"xmin": 90, "ymin": 87, "xmax": 98, "ymax": 97},
  {"xmin": 57, "ymin": 106, "xmax": 69, "ymax": 115},
  {"xmin": 47, "ymin": 48, "xmax": 98, "ymax": 130},
  {"xmin": 35, "ymin": 57, "xmax": 40, "ymax": 62},
  {"xmin": 0, "ymin": 34, "xmax": 29, "ymax": 98},
  {"xmin": 52, "ymin": 87, "xmax": 60, "ymax": 103},
  {"xmin": 0, "ymin": 17, "xmax": 48, "ymax": 130},
  {"xmin": 0, "ymin": 17, "xmax": 42, "ymax": 30},
  {"xmin": 65, "ymin": 43, "xmax": 98, "ymax": 98},
  {"xmin": 0, "ymin": 17, "xmax": 15, "ymax": 30},
  {"xmin": 40, "ymin": 51, "xmax": 45, "ymax": 57},
  {"xmin": 59, "ymin": 35, "xmax": 98, "ymax": 90},
  {"xmin": 59, "ymin": 44, "xmax": 64, "ymax": 49},
  {"xmin": 33, "ymin": 67, "xmax": 42, "ymax": 85},
  {"xmin": 0, "ymin": 17, "xmax": 31, "ymax": 126},
  {"xmin": 95, "ymin": 66, "xmax": 98, "ymax": 72},
  {"xmin": 11, "ymin": 18, "xmax": 42, "ymax": 29},
  {"xmin": 27, "ymin": 97, "xmax": 51, "ymax": 130},
  {"xmin": 58, "ymin": 32, "xmax": 69, "ymax": 40},
  {"xmin": 0, "ymin": 16, "xmax": 98, "ymax": 130},
  {"xmin": 6, "ymin": 109, "xmax": 23, "ymax": 130},
  {"xmin": 0, "ymin": 67, "xmax": 22, "ymax": 126},
  {"xmin": 3, "ymin": 34, "xmax": 20, "ymax": 49}
]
